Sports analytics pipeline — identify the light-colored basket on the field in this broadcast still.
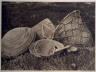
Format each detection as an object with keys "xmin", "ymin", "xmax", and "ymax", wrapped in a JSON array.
[
  {"xmin": 29, "ymin": 39, "xmax": 70, "ymax": 57},
  {"xmin": 32, "ymin": 18, "xmax": 55, "ymax": 39},
  {"xmin": 1, "ymin": 27, "xmax": 36, "ymax": 57}
]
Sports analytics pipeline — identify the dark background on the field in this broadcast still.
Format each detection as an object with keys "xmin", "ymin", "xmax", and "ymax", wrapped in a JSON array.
[
  {"xmin": 1, "ymin": 2, "xmax": 95, "ymax": 70},
  {"xmin": 2, "ymin": 2, "xmax": 95, "ymax": 41}
]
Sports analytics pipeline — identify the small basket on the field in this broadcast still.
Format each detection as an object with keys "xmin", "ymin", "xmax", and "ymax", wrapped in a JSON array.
[{"xmin": 32, "ymin": 18, "xmax": 55, "ymax": 39}]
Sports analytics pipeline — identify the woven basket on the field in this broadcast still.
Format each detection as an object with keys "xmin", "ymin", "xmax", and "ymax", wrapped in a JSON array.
[
  {"xmin": 54, "ymin": 10, "xmax": 93, "ymax": 47},
  {"xmin": 1, "ymin": 27, "xmax": 36, "ymax": 57},
  {"xmin": 32, "ymin": 18, "xmax": 55, "ymax": 39}
]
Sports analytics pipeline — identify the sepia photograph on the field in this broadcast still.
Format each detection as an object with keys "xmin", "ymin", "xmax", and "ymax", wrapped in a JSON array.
[{"xmin": 1, "ymin": 2, "xmax": 95, "ymax": 70}]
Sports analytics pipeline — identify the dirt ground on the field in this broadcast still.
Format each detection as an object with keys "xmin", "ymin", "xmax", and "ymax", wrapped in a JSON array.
[{"xmin": 1, "ymin": 2, "xmax": 95, "ymax": 70}]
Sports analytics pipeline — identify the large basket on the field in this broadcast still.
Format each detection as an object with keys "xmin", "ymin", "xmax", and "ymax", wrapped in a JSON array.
[{"xmin": 54, "ymin": 10, "xmax": 93, "ymax": 47}]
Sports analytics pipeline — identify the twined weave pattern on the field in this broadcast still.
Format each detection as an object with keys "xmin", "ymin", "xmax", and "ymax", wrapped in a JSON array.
[
  {"xmin": 2, "ymin": 27, "xmax": 35, "ymax": 57},
  {"xmin": 54, "ymin": 10, "xmax": 93, "ymax": 46}
]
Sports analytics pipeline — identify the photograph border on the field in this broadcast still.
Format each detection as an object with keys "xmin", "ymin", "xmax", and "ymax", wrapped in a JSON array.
[{"xmin": 0, "ymin": 0, "xmax": 96, "ymax": 72}]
